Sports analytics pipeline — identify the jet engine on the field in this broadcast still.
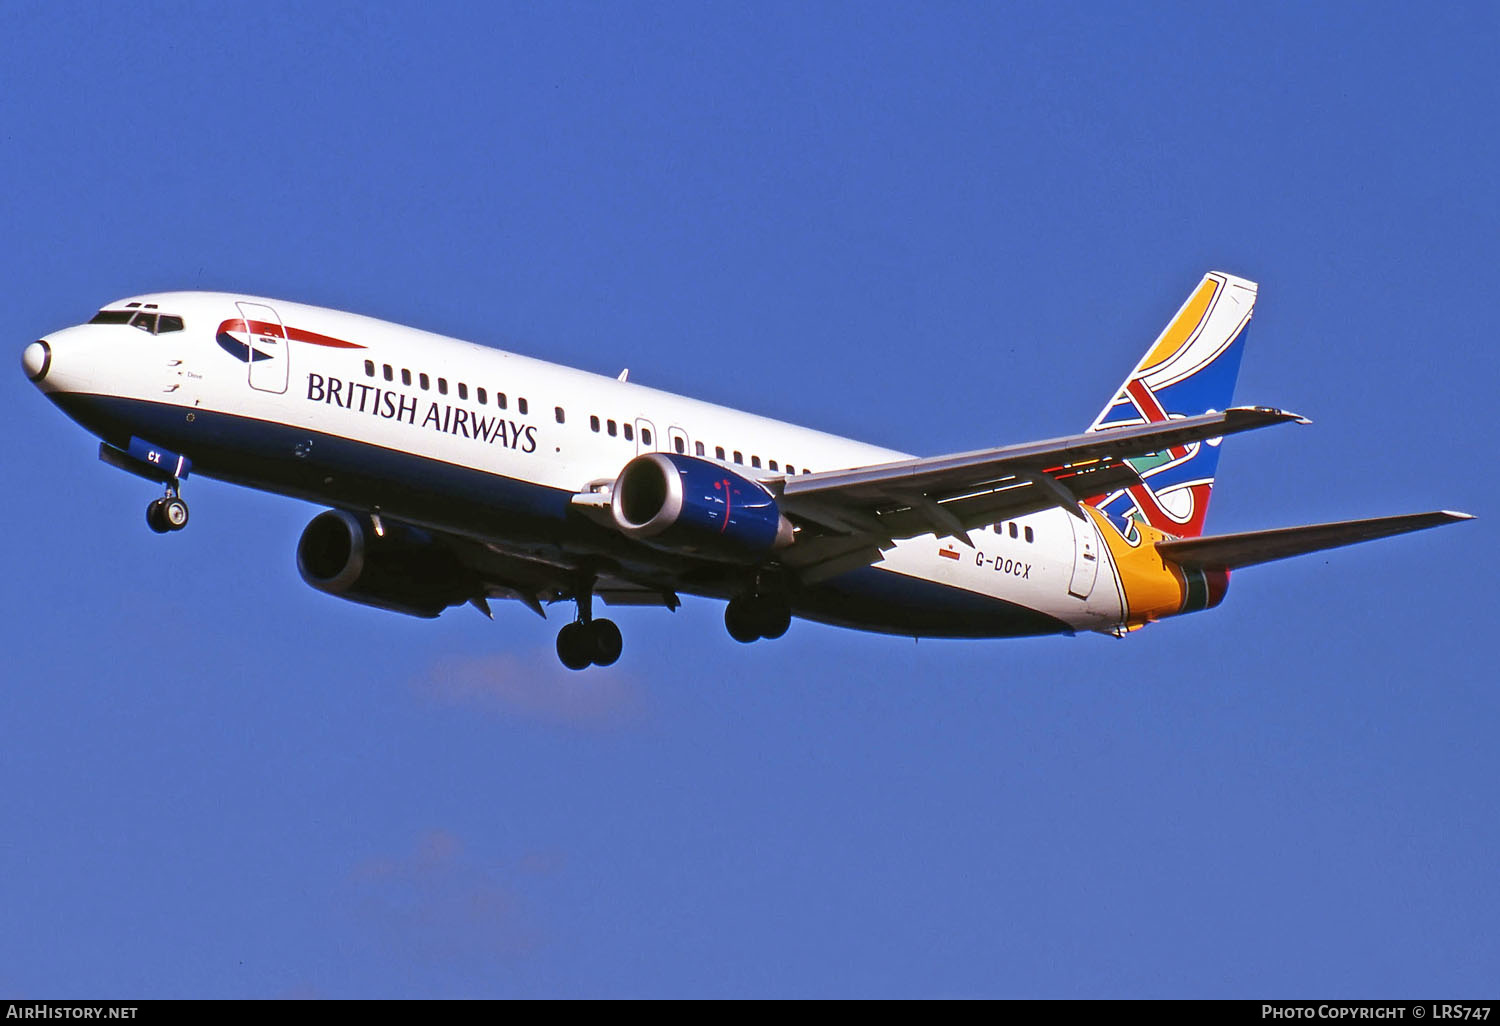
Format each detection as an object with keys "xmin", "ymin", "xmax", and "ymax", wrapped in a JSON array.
[
  {"xmin": 610, "ymin": 452, "xmax": 794, "ymax": 563},
  {"xmin": 296, "ymin": 509, "xmax": 476, "ymax": 618}
]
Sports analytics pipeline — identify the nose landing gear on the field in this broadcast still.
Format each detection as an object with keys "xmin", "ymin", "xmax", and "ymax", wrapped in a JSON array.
[
  {"xmin": 97, "ymin": 439, "xmax": 194, "ymax": 535},
  {"xmin": 146, "ymin": 486, "xmax": 189, "ymax": 534},
  {"xmin": 556, "ymin": 574, "xmax": 623, "ymax": 670}
]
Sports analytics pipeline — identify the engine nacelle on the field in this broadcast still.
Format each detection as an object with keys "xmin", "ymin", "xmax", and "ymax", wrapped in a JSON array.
[
  {"xmin": 296, "ymin": 510, "xmax": 476, "ymax": 618},
  {"xmin": 610, "ymin": 452, "xmax": 794, "ymax": 563}
]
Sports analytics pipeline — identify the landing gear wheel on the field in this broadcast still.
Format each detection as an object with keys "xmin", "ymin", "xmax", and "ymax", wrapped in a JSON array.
[
  {"xmin": 557, "ymin": 573, "xmax": 623, "ymax": 669},
  {"xmin": 725, "ymin": 599, "xmax": 762, "ymax": 644},
  {"xmin": 759, "ymin": 603, "xmax": 791, "ymax": 640},
  {"xmin": 588, "ymin": 618, "xmax": 623, "ymax": 667},
  {"xmin": 161, "ymin": 496, "xmax": 189, "ymax": 531},
  {"xmin": 146, "ymin": 494, "xmax": 188, "ymax": 533},
  {"xmin": 146, "ymin": 499, "xmax": 170, "ymax": 534},
  {"xmin": 557, "ymin": 622, "xmax": 593, "ymax": 671},
  {"xmin": 726, "ymin": 596, "xmax": 792, "ymax": 643}
]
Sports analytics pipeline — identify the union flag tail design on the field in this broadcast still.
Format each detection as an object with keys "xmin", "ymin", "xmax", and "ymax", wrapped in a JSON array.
[{"xmin": 1086, "ymin": 271, "xmax": 1257, "ymax": 539}]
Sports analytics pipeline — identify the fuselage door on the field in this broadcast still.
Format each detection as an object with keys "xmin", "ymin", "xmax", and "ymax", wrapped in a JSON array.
[
  {"xmin": 1068, "ymin": 513, "xmax": 1100, "ymax": 599},
  {"xmin": 635, "ymin": 418, "xmax": 657, "ymax": 456},
  {"xmin": 237, "ymin": 301, "xmax": 289, "ymax": 394}
]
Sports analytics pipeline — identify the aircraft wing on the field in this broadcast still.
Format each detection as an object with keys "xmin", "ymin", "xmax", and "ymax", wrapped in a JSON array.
[
  {"xmin": 414, "ymin": 528, "xmax": 683, "ymax": 618},
  {"xmin": 1155, "ymin": 510, "xmax": 1474, "ymax": 571},
  {"xmin": 776, "ymin": 406, "xmax": 1306, "ymax": 581}
]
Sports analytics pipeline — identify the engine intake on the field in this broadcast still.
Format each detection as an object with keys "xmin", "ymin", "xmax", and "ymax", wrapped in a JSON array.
[
  {"xmin": 297, "ymin": 510, "xmax": 476, "ymax": 618},
  {"xmin": 610, "ymin": 453, "xmax": 793, "ymax": 563}
]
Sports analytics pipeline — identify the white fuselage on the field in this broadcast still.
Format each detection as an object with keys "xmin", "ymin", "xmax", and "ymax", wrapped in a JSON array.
[{"xmin": 31, "ymin": 292, "xmax": 1129, "ymax": 637}]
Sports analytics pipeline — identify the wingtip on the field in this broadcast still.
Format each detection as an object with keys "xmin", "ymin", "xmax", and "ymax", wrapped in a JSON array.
[
  {"xmin": 1439, "ymin": 510, "xmax": 1477, "ymax": 521},
  {"xmin": 1227, "ymin": 405, "xmax": 1311, "ymax": 425}
]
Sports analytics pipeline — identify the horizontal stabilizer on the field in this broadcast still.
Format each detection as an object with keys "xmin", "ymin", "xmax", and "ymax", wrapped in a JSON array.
[{"xmin": 1157, "ymin": 511, "xmax": 1474, "ymax": 571}]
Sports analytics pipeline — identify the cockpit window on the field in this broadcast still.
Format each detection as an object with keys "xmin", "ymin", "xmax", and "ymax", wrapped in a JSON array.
[{"xmin": 90, "ymin": 308, "xmax": 185, "ymax": 333}]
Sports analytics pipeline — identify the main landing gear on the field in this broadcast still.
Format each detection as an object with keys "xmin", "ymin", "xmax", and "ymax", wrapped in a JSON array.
[
  {"xmin": 146, "ymin": 485, "xmax": 189, "ymax": 534},
  {"xmin": 556, "ymin": 575, "xmax": 623, "ymax": 671},
  {"xmin": 724, "ymin": 593, "xmax": 791, "ymax": 644}
]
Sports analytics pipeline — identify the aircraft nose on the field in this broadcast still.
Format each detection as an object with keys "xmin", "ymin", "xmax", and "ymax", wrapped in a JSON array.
[{"xmin": 22, "ymin": 340, "xmax": 51, "ymax": 382}]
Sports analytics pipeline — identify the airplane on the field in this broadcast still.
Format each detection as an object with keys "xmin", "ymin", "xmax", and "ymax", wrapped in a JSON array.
[{"xmin": 21, "ymin": 271, "xmax": 1472, "ymax": 669}]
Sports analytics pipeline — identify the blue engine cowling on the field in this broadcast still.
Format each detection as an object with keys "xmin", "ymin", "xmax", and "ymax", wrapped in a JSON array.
[
  {"xmin": 610, "ymin": 453, "xmax": 794, "ymax": 563},
  {"xmin": 296, "ymin": 510, "xmax": 477, "ymax": 618}
]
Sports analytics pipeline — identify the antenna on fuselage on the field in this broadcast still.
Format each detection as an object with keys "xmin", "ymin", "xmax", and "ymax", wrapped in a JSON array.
[{"xmin": 617, "ymin": 369, "xmax": 629, "ymax": 382}]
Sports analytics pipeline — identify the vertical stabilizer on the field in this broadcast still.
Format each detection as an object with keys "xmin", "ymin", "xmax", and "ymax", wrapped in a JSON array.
[{"xmin": 1086, "ymin": 272, "xmax": 1256, "ymax": 538}]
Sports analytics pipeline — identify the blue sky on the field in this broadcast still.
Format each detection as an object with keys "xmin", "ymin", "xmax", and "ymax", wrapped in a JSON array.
[{"xmin": 2, "ymin": 1, "xmax": 1495, "ymax": 998}]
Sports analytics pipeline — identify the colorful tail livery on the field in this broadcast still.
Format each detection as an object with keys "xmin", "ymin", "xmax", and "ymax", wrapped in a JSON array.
[
  {"xmin": 1080, "ymin": 272, "xmax": 1471, "ymax": 631},
  {"xmin": 1087, "ymin": 271, "xmax": 1255, "ymax": 540}
]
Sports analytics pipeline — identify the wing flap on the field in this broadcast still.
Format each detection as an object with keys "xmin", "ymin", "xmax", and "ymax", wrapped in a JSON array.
[
  {"xmin": 596, "ymin": 583, "xmax": 682, "ymax": 609},
  {"xmin": 780, "ymin": 535, "xmax": 893, "ymax": 584},
  {"xmin": 872, "ymin": 461, "xmax": 1143, "ymax": 539},
  {"xmin": 1156, "ymin": 511, "xmax": 1474, "ymax": 571}
]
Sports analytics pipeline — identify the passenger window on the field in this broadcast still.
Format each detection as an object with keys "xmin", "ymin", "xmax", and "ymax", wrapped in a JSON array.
[
  {"xmin": 420, "ymin": 373, "xmax": 430, "ymax": 390},
  {"xmin": 674, "ymin": 437, "xmax": 685, "ymax": 454},
  {"xmin": 477, "ymin": 387, "xmax": 487, "ymax": 404},
  {"xmin": 607, "ymin": 419, "xmax": 617, "ymax": 437},
  {"xmin": 438, "ymin": 378, "xmax": 448, "ymax": 394},
  {"xmin": 364, "ymin": 360, "xmax": 375, "ymax": 377},
  {"xmin": 1024, "ymin": 526, "xmax": 1034, "ymax": 543},
  {"xmin": 401, "ymin": 369, "xmax": 412, "ymax": 386},
  {"xmin": 733, "ymin": 450, "xmax": 743, "ymax": 464},
  {"xmin": 518, "ymin": 398, "xmax": 528, "ymax": 415},
  {"xmin": 695, "ymin": 441, "xmax": 705, "ymax": 457},
  {"xmin": 716, "ymin": 446, "xmax": 726, "ymax": 460},
  {"xmin": 157, "ymin": 315, "xmax": 184, "ymax": 333},
  {"xmin": 769, "ymin": 460, "xmax": 779, "ymax": 471},
  {"xmin": 786, "ymin": 465, "xmax": 795, "ymax": 475},
  {"xmin": 642, "ymin": 428, "xmax": 652, "ymax": 446},
  {"xmin": 383, "ymin": 364, "xmax": 394, "ymax": 382},
  {"xmin": 624, "ymin": 424, "xmax": 634, "ymax": 441},
  {"xmin": 1009, "ymin": 523, "xmax": 1018, "ymax": 539},
  {"xmin": 555, "ymin": 407, "xmax": 565, "ymax": 424},
  {"xmin": 496, "ymin": 393, "xmax": 507, "ymax": 410},
  {"xmin": 458, "ymin": 383, "xmax": 468, "ymax": 400},
  {"xmin": 590, "ymin": 415, "xmax": 600, "ymax": 432},
  {"xmin": 751, "ymin": 456, "xmax": 761, "ymax": 468}
]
